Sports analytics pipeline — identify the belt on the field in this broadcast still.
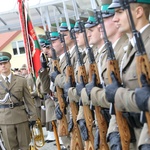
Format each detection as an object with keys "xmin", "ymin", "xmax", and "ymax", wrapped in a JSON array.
[{"xmin": 0, "ymin": 101, "xmax": 24, "ymax": 109}]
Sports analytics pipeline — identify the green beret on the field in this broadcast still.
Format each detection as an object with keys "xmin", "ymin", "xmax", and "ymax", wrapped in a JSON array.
[
  {"xmin": 100, "ymin": 0, "xmax": 115, "ymax": 18},
  {"xmin": 109, "ymin": 0, "xmax": 150, "ymax": 9},
  {"xmin": 38, "ymin": 34, "xmax": 50, "ymax": 46},
  {"xmin": 84, "ymin": 10, "xmax": 97, "ymax": 28},
  {"xmin": 74, "ymin": 17, "xmax": 88, "ymax": 32},
  {"xmin": 130, "ymin": 0, "xmax": 150, "ymax": 4},
  {"xmin": 50, "ymin": 27, "xmax": 59, "ymax": 41},
  {"xmin": 59, "ymin": 17, "xmax": 75, "ymax": 31},
  {"xmin": 0, "ymin": 52, "xmax": 11, "ymax": 63}
]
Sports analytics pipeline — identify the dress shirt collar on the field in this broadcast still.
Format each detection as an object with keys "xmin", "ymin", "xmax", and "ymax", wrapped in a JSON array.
[{"xmin": 1, "ymin": 73, "xmax": 12, "ymax": 83}]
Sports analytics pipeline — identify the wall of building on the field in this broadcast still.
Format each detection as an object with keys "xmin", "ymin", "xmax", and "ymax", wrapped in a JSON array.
[{"xmin": 2, "ymin": 27, "xmax": 44, "ymax": 69}]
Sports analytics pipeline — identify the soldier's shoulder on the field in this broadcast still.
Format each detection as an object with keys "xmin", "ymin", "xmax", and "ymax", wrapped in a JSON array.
[{"xmin": 14, "ymin": 74, "xmax": 25, "ymax": 79}]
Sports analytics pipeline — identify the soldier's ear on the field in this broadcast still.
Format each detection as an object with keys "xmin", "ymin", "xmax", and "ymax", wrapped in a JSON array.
[{"xmin": 135, "ymin": 5, "xmax": 144, "ymax": 19}]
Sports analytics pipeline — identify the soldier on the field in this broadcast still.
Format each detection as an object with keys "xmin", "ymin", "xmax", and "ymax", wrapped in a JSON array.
[
  {"xmin": 38, "ymin": 35, "xmax": 56, "ymax": 142},
  {"xmin": 105, "ymin": 0, "xmax": 150, "ymax": 149},
  {"xmin": 20, "ymin": 64, "xmax": 28, "ymax": 77},
  {"xmin": 81, "ymin": 0, "xmax": 128, "ymax": 149},
  {"xmin": 50, "ymin": 19, "xmax": 76, "ymax": 150},
  {"xmin": 20, "ymin": 63, "xmax": 44, "ymax": 125},
  {"xmin": 0, "ymin": 52, "xmax": 37, "ymax": 150},
  {"xmin": 66, "ymin": 17, "xmax": 88, "ymax": 149}
]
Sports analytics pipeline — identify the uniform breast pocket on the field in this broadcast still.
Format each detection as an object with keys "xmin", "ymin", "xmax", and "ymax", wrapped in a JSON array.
[
  {"xmin": 126, "ymin": 71, "xmax": 139, "ymax": 89},
  {"xmin": 14, "ymin": 87, "xmax": 23, "ymax": 92},
  {"xmin": 14, "ymin": 87, "xmax": 23, "ymax": 98},
  {"xmin": 0, "ymin": 90, "xmax": 6, "ymax": 99}
]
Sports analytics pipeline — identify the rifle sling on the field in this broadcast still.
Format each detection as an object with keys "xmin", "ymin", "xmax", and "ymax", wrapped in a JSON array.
[{"xmin": 0, "ymin": 82, "xmax": 20, "ymax": 102}]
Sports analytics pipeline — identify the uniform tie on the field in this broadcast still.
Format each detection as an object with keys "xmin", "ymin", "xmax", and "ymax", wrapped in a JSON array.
[{"xmin": 5, "ymin": 77, "xmax": 10, "ymax": 86}]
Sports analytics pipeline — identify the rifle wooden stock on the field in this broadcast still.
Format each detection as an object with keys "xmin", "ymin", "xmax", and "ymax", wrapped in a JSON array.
[
  {"xmin": 66, "ymin": 65, "xmax": 84, "ymax": 150},
  {"xmin": 77, "ymin": 65, "xmax": 95, "ymax": 150},
  {"xmin": 89, "ymin": 63, "xmax": 109, "ymax": 150},
  {"xmin": 69, "ymin": 101, "xmax": 84, "ymax": 150},
  {"xmin": 136, "ymin": 55, "xmax": 150, "ymax": 133},
  {"xmin": 95, "ymin": 106, "xmax": 109, "ymax": 150},
  {"xmin": 83, "ymin": 105, "xmax": 94, "ymax": 150},
  {"xmin": 107, "ymin": 59, "xmax": 131, "ymax": 150},
  {"xmin": 51, "ymin": 121, "xmax": 61, "ymax": 150},
  {"xmin": 52, "ymin": 60, "xmax": 69, "ymax": 136}
]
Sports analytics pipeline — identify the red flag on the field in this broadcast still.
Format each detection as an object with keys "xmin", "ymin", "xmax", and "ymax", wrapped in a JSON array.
[{"xmin": 18, "ymin": 0, "xmax": 41, "ymax": 77}]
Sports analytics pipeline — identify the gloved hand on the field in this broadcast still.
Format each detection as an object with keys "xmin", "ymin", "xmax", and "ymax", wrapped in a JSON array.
[
  {"xmin": 85, "ymin": 74, "xmax": 102, "ymax": 99},
  {"xmin": 108, "ymin": 132, "xmax": 122, "ymax": 150},
  {"xmin": 64, "ymin": 76, "xmax": 74, "ymax": 99},
  {"xmin": 29, "ymin": 121, "xmax": 36, "ymax": 128},
  {"xmin": 105, "ymin": 72, "xmax": 122, "ymax": 103},
  {"xmin": 140, "ymin": 144, "xmax": 150, "ymax": 150},
  {"xmin": 50, "ymin": 66, "xmax": 60, "ymax": 82},
  {"xmin": 55, "ymin": 104, "xmax": 63, "ymax": 120},
  {"xmin": 94, "ymin": 128, "xmax": 100, "ymax": 150},
  {"xmin": 68, "ymin": 118, "xmax": 74, "ymax": 132},
  {"xmin": 40, "ymin": 53, "xmax": 47, "ymax": 69},
  {"xmin": 135, "ymin": 74, "xmax": 150, "ymax": 111},
  {"xmin": 76, "ymin": 76, "xmax": 85, "ymax": 96},
  {"xmin": 78, "ymin": 119, "xmax": 88, "ymax": 141}
]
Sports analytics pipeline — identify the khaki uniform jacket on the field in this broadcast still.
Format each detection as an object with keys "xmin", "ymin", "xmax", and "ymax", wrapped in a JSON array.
[
  {"xmin": 0, "ymin": 73, "xmax": 37, "ymax": 124},
  {"xmin": 115, "ymin": 25, "xmax": 150, "ymax": 112},
  {"xmin": 38, "ymin": 59, "xmax": 56, "ymax": 122},
  {"xmin": 90, "ymin": 34, "xmax": 128, "ymax": 108},
  {"xmin": 55, "ymin": 45, "xmax": 77, "ymax": 88},
  {"xmin": 114, "ymin": 25, "xmax": 150, "ymax": 148}
]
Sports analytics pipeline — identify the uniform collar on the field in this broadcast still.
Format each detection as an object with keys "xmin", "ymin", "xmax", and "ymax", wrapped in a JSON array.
[
  {"xmin": 1, "ymin": 73, "xmax": 12, "ymax": 82},
  {"xmin": 59, "ymin": 53, "xmax": 65, "ymax": 62},
  {"xmin": 130, "ymin": 24, "xmax": 150, "ymax": 47}
]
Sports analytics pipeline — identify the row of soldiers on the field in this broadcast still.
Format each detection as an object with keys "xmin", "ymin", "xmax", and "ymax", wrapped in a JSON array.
[{"xmin": 36, "ymin": 0, "xmax": 150, "ymax": 150}]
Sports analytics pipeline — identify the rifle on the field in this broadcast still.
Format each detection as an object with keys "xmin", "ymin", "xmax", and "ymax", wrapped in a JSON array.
[
  {"xmin": 120, "ymin": 0, "xmax": 150, "ymax": 133},
  {"xmin": 78, "ymin": 20, "xmax": 109, "ymax": 150},
  {"xmin": 94, "ymin": 8, "xmax": 131, "ymax": 150},
  {"xmin": 60, "ymin": 28, "xmax": 84, "ymax": 149},
  {"xmin": 45, "ymin": 31, "xmax": 69, "ymax": 137},
  {"xmin": 40, "ymin": 7, "xmax": 62, "ymax": 149}
]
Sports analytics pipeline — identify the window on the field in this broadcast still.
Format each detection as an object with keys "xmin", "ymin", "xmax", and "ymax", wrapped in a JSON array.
[{"xmin": 12, "ymin": 41, "xmax": 25, "ymax": 55}]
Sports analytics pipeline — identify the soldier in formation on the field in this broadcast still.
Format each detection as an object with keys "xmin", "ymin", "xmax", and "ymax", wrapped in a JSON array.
[{"xmin": 1, "ymin": 0, "xmax": 150, "ymax": 149}]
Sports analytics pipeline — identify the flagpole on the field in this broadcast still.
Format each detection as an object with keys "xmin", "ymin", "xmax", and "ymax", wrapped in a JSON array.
[{"xmin": 18, "ymin": 0, "xmax": 42, "ymax": 78}]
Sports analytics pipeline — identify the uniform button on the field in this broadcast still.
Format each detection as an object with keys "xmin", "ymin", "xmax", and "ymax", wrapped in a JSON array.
[{"xmin": 133, "ymin": 75, "xmax": 136, "ymax": 78}]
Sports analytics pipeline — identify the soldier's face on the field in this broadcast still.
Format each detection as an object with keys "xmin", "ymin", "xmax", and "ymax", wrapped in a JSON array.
[
  {"xmin": 87, "ymin": 26, "xmax": 101, "ymax": 45},
  {"xmin": 42, "ymin": 47, "xmax": 52, "ymax": 58},
  {"xmin": 100, "ymin": 16, "xmax": 117, "ymax": 40},
  {"xmin": 0, "ymin": 62, "xmax": 11, "ymax": 75},
  {"xmin": 52, "ymin": 39, "xmax": 64, "ymax": 57},
  {"xmin": 75, "ymin": 32, "xmax": 85, "ymax": 48},
  {"xmin": 60, "ymin": 31, "xmax": 72, "ymax": 46},
  {"xmin": 113, "ymin": 8, "xmax": 131, "ymax": 34},
  {"xmin": 20, "ymin": 69, "xmax": 28, "ymax": 76}
]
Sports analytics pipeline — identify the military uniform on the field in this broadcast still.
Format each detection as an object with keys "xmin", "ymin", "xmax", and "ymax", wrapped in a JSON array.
[
  {"xmin": 107, "ymin": 0, "xmax": 150, "ymax": 149},
  {"xmin": 0, "ymin": 52, "xmax": 37, "ymax": 150},
  {"xmin": 52, "ymin": 19, "xmax": 77, "ymax": 149},
  {"xmin": 38, "ymin": 35, "xmax": 56, "ymax": 134}
]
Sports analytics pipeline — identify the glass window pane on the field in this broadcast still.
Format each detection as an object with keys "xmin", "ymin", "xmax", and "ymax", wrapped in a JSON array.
[
  {"xmin": 19, "ymin": 47, "xmax": 25, "ymax": 54},
  {"xmin": 12, "ymin": 42, "xmax": 16, "ymax": 48},
  {"xmin": 18, "ymin": 41, "xmax": 24, "ymax": 47},
  {"xmin": 13, "ymin": 48, "xmax": 18, "ymax": 55}
]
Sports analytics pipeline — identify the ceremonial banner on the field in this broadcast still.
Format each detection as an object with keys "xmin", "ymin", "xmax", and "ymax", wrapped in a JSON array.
[{"xmin": 18, "ymin": 0, "xmax": 41, "ymax": 77}]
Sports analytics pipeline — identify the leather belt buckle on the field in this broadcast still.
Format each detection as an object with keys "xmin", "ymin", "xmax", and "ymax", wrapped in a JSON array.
[{"xmin": 9, "ymin": 103, "xmax": 14, "ymax": 109}]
